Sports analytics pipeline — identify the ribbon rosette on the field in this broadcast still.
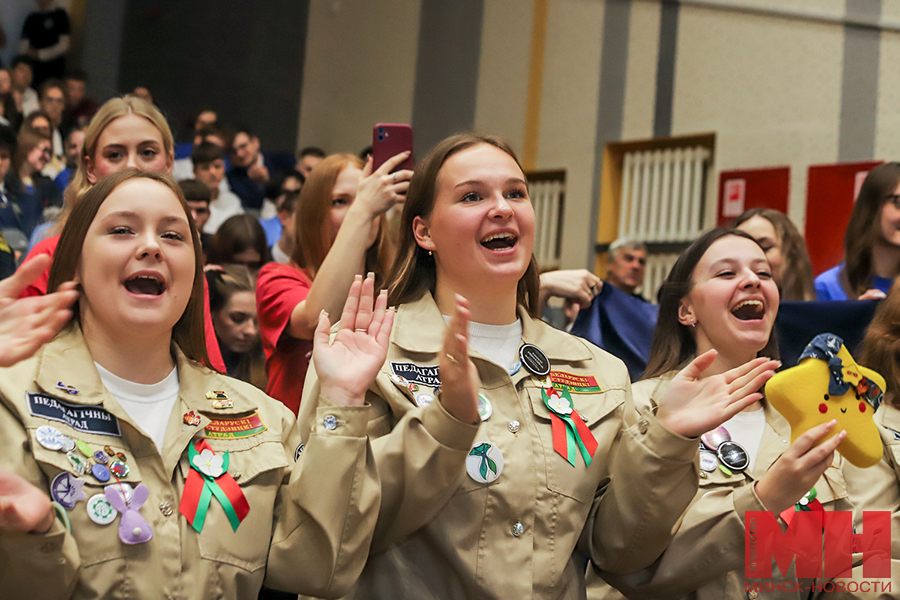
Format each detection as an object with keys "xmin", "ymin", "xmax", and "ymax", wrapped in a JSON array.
[
  {"xmin": 542, "ymin": 387, "xmax": 598, "ymax": 467},
  {"xmin": 179, "ymin": 439, "xmax": 249, "ymax": 533},
  {"xmin": 780, "ymin": 486, "xmax": 825, "ymax": 528}
]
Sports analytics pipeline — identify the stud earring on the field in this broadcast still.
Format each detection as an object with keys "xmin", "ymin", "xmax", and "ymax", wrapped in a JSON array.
[
  {"xmin": 429, "ymin": 250, "xmax": 433, "ymax": 256},
  {"xmin": 690, "ymin": 316, "xmax": 696, "ymax": 328}
]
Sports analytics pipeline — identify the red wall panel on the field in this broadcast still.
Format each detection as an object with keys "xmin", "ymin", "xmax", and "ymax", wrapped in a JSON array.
[
  {"xmin": 805, "ymin": 161, "xmax": 883, "ymax": 276},
  {"xmin": 716, "ymin": 167, "xmax": 790, "ymax": 228}
]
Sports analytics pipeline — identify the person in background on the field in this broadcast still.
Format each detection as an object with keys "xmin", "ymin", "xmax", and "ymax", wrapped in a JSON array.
[
  {"xmin": 270, "ymin": 190, "xmax": 299, "ymax": 265},
  {"xmin": 18, "ymin": 0, "xmax": 70, "ymax": 87},
  {"xmin": 61, "ymin": 69, "xmax": 99, "ymax": 131},
  {"xmin": 4, "ymin": 125, "xmax": 58, "ymax": 240},
  {"xmin": 256, "ymin": 151, "xmax": 411, "ymax": 414},
  {"xmin": 227, "ymin": 126, "xmax": 295, "ymax": 211},
  {"xmin": 260, "ymin": 169, "xmax": 303, "ymax": 241},
  {"xmin": 732, "ymin": 207, "xmax": 816, "ymax": 301},
  {"xmin": 605, "ymin": 238, "xmax": 647, "ymax": 299},
  {"xmin": 132, "ymin": 86, "xmax": 153, "ymax": 104},
  {"xmin": 51, "ymin": 124, "xmax": 84, "ymax": 192},
  {"xmin": 191, "ymin": 141, "xmax": 243, "ymax": 234},
  {"xmin": 0, "ymin": 126, "xmax": 19, "ymax": 276},
  {"xmin": 37, "ymin": 79, "xmax": 65, "ymax": 177},
  {"xmin": 173, "ymin": 121, "xmax": 232, "ymax": 181},
  {"xmin": 173, "ymin": 106, "xmax": 218, "ymax": 164},
  {"xmin": 816, "ymin": 162, "xmax": 900, "ymax": 301},
  {"xmin": 587, "ymin": 228, "xmax": 849, "ymax": 600},
  {"xmin": 179, "ymin": 178, "xmax": 213, "ymax": 257},
  {"xmin": 206, "ymin": 214, "xmax": 271, "ymax": 273},
  {"xmin": 10, "ymin": 56, "xmax": 39, "ymax": 117},
  {"xmin": 207, "ymin": 264, "xmax": 266, "ymax": 390},
  {"xmin": 297, "ymin": 146, "xmax": 325, "ymax": 179}
]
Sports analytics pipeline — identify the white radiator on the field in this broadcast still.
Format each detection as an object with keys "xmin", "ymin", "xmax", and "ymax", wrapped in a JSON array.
[
  {"xmin": 530, "ymin": 177, "xmax": 565, "ymax": 270},
  {"xmin": 616, "ymin": 146, "xmax": 711, "ymax": 301}
]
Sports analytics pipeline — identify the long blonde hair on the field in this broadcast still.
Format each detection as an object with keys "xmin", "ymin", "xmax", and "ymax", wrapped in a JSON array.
[{"xmin": 55, "ymin": 95, "xmax": 174, "ymax": 234}]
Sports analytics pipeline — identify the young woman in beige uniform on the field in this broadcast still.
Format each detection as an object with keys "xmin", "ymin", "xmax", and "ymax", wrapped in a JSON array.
[
  {"xmin": 0, "ymin": 168, "xmax": 417, "ymax": 599},
  {"xmin": 587, "ymin": 228, "xmax": 852, "ymax": 600},
  {"xmin": 297, "ymin": 134, "xmax": 778, "ymax": 600},
  {"xmin": 843, "ymin": 280, "xmax": 900, "ymax": 596}
]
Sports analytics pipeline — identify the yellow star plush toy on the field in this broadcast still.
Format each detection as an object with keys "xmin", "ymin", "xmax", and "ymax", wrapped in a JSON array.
[{"xmin": 766, "ymin": 333, "xmax": 885, "ymax": 468}]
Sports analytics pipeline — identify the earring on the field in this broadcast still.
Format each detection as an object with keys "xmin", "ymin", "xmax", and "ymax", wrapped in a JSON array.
[
  {"xmin": 429, "ymin": 250, "xmax": 433, "ymax": 256},
  {"xmin": 690, "ymin": 316, "xmax": 696, "ymax": 328}
]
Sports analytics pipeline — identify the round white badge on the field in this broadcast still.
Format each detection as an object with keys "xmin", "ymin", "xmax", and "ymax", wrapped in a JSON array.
[
  {"xmin": 36, "ymin": 425, "xmax": 65, "ymax": 451},
  {"xmin": 105, "ymin": 482, "xmax": 134, "ymax": 505},
  {"xmin": 466, "ymin": 441, "xmax": 504, "ymax": 484},
  {"xmin": 415, "ymin": 392, "xmax": 434, "ymax": 407},
  {"xmin": 699, "ymin": 450, "xmax": 718, "ymax": 472},
  {"xmin": 477, "ymin": 394, "xmax": 492, "ymax": 421},
  {"xmin": 86, "ymin": 494, "xmax": 118, "ymax": 525}
]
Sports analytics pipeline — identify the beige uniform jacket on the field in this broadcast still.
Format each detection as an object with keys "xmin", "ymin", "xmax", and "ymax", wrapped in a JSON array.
[
  {"xmin": 297, "ymin": 293, "xmax": 700, "ymax": 600},
  {"xmin": 0, "ymin": 326, "xmax": 380, "ymax": 600},
  {"xmin": 587, "ymin": 373, "xmax": 853, "ymax": 600},
  {"xmin": 842, "ymin": 402, "xmax": 900, "ymax": 599}
]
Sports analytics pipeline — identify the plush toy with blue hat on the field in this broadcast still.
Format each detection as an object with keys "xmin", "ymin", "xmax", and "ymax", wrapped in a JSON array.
[{"xmin": 766, "ymin": 333, "xmax": 885, "ymax": 468}]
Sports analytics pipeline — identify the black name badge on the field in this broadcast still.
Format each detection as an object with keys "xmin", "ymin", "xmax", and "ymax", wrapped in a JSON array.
[
  {"xmin": 27, "ymin": 392, "xmax": 121, "ymax": 437},
  {"xmin": 390, "ymin": 362, "xmax": 441, "ymax": 387},
  {"xmin": 519, "ymin": 343, "xmax": 550, "ymax": 377}
]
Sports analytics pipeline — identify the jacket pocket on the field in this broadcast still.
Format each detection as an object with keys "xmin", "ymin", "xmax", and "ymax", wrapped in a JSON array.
[
  {"xmin": 526, "ymin": 384, "xmax": 625, "ymax": 503},
  {"xmin": 182, "ymin": 436, "xmax": 289, "ymax": 572}
]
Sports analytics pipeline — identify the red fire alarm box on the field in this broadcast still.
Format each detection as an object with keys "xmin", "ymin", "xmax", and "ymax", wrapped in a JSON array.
[
  {"xmin": 716, "ymin": 167, "xmax": 790, "ymax": 228},
  {"xmin": 805, "ymin": 160, "xmax": 883, "ymax": 276}
]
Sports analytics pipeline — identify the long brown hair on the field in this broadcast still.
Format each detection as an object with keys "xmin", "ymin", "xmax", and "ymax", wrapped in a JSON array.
[
  {"xmin": 47, "ymin": 169, "xmax": 211, "ymax": 368},
  {"xmin": 386, "ymin": 133, "xmax": 541, "ymax": 315},
  {"xmin": 206, "ymin": 214, "xmax": 272, "ymax": 268},
  {"xmin": 644, "ymin": 228, "xmax": 779, "ymax": 379},
  {"xmin": 731, "ymin": 208, "xmax": 815, "ymax": 301},
  {"xmin": 291, "ymin": 153, "xmax": 389, "ymax": 283},
  {"xmin": 861, "ymin": 278, "xmax": 900, "ymax": 408},
  {"xmin": 13, "ymin": 125, "xmax": 50, "ymax": 174},
  {"xmin": 843, "ymin": 162, "xmax": 900, "ymax": 298},
  {"xmin": 56, "ymin": 95, "xmax": 175, "ymax": 234}
]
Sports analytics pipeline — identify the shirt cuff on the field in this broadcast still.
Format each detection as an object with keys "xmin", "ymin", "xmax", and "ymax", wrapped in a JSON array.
[
  {"xmin": 630, "ymin": 410, "xmax": 698, "ymax": 462},
  {"xmin": 422, "ymin": 397, "xmax": 480, "ymax": 452},
  {"xmin": 313, "ymin": 403, "xmax": 370, "ymax": 437}
]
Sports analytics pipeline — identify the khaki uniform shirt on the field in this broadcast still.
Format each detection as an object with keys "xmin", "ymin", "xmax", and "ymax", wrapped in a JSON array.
[
  {"xmin": 842, "ymin": 402, "xmax": 900, "ymax": 599},
  {"xmin": 587, "ymin": 373, "xmax": 853, "ymax": 600},
  {"xmin": 0, "ymin": 326, "xmax": 380, "ymax": 600},
  {"xmin": 297, "ymin": 293, "xmax": 700, "ymax": 600}
]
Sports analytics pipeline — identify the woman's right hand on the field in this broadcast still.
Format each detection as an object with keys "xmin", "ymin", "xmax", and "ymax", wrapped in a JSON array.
[
  {"xmin": 437, "ymin": 295, "xmax": 480, "ymax": 425},
  {"xmin": 313, "ymin": 273, "xmax": 394, "ymax": 406},
  {"xmin": 0, "ymin": 470, "xmax": 54, "ymax": 533},
  {"xmin": 352, "ymin": 152, "xmax": 414, "ymax": 218},
  {"xmin": 754, "ymin": 420, "xmax": 845, "ymax": 514}
]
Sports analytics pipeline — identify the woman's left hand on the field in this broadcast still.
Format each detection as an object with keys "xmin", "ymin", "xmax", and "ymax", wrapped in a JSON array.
[
  {"xmin": 0, "ymin": 470, "xmax": 54, "ymax": 533},
  {"xmin": 656, "ymin": 351, "xmax": 779, "ymax": 438},
  {"xmin": 313, "ymin": 273, "xmax": 394, "ymax": 406}
]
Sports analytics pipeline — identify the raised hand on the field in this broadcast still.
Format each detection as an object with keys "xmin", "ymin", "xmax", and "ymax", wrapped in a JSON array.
[
  {"xmin": 313, "ymin": 273, "xmax": 394, "ymax": 406},
  {"xmin": 353, "ymin": 152, "xmax": 414, "ymax": 218},
  {"xmin": 0, "ymin": 255, "xmax": 78, "ymax": 368},
  {"xmin": 755, "ymin": 420, "xmax": 845, "ymax": 514},
  {"xmin": 0, "ymin": 470, "xmax": 54, "ymax": 533},
  {"xmin": 656, "ymin": 351, "xmax": 779, "ymax": 438},
  {"xmin": 539, "ymin": 269, "xmax": 601, "ymax": 310},
  {"xmin": 437, "ymin": 295, "xmax": 480, "ymax": 425}
]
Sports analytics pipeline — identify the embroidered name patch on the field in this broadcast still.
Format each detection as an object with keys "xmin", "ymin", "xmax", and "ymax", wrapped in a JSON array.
[
  {"xmin": 390, "ymin": 362, "xmax": 441, "ymax": 387},
  {"xmin": 548, "ymin": 371, "xmax": 603, "ymax": 394},
  {"xmin": 27, "ymin": 392, "xmax": 121, "ymax": 437},
  {"xmin": 201, "ymin": 413, "xmax": 267, "ymax": 439}
]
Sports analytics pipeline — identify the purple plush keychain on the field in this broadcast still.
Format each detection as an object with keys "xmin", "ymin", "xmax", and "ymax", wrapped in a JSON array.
[{"xmin": 105, "ymin": 483, "xmax": 153, "ymax": 544}]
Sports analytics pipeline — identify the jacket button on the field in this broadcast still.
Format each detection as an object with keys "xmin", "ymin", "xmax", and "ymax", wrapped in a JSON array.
[
  {"xmin": 508, "ymin": 420, "xmax": 520, "ymax": 434},
  {"xmin": 323, "ymin": 415, "xmax": 338, "ymax": 430},
  {"xmin": 511, "ymin": 521, "xmax": 524, "ymax": 537},
  {"xmin": 231, "ymin": 470, "xmax": 242, "ymax": 481},
  {"xmin": 580, "ymin": 413, "xmax": 588, "ymax": 422},
  {"xmin": 700, "ymin": 471, "xmax": 708, "ymax": 479},
  {"xmin": 638, "ymin": 419, "xmax": 649, "ymax": 434},
  {"xmin": 159, "ymin": 501, "xmax": 173, "ymax": 517}
]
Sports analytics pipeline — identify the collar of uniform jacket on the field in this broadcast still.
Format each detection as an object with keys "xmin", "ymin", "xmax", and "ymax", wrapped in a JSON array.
[
  {"xmin": 391, "ymin": 291, "xmax": 593, "ymax": 362},
  {"xmin": 33, "ymin": 324, "xmax": 260, "ymax": 416}
]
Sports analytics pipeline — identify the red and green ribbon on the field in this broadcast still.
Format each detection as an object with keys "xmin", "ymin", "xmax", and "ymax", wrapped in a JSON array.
[
  {"xmin": 179, "ymin": 439, "xmax": 249, "ymax": 533},
  {"xmin": 780, "ymin": 486, "xmax": 825, "ymax": 528},
  {"xmin": 542, "ymin": 387, "xmax": 598, "ymax": 467}
]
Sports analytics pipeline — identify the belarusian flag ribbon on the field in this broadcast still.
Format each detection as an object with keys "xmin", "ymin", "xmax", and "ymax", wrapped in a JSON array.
[
  {"xmin": 542, "ymin": 387, "xmax": 598, "ymax": 466},
  {"xmin": 780, "ymin": 486, "xmax": 825, "ymax": 527},
  {"xmin": 179, "ymin": 439, "xmax": 249, "ymax": 533}
]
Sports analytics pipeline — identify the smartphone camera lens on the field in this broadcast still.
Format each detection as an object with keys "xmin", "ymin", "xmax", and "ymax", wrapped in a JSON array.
[
  {"xmin": 377, "ymin": 127, "xmax": 385, "ymax": 133},
  {"xmin": 377, "ymin": 135, "xmax": 384, "ymax": 141}
]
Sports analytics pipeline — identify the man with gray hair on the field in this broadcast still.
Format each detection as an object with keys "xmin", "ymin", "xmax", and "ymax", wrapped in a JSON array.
[{"xmin": 606, "ymin": 238, "xmax": 647, "ymax": 299}]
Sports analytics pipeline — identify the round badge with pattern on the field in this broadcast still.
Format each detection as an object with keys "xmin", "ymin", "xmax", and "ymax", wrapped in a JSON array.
[
  {"xmin": 466, "ymin": 441, "xmax": 504, "ymax": 484},
  {"xmin": 518, "ymin": 344, "xmax": 550, "ymax": 377},
  {"xmin": 36, "ymin": 425, "xmax": 65, "ymax": 451},
  {"xmin": 50, "ymin": 472, "xmax": 87, "ymax": 510},
  {"xmin": 93, "ymin": 450, "xmax": 109, "ymax": 464},
  {"xmin": 476, "ymin": 394, "xmax": 492, "ymax": 421},
  {"xmin": 717, "ymin": 441, "xmax": 749, "ymax": 472},
  {"xmin": 698, "ymin": 450, "xmax": 718, "ymax": 472},
  {"xmin": 86, "ymin": 493, "xmax": 118, "ymax": 525},
  {"xmin": 105, "ymin": 482, "xmax": 134, "ymax": 505},
  {"xmin": 414, "ymin": 392, "xmax": 434, "ymax": 408},
  {"xmin": 109, "ymin": 461, "xmax": 129, "ymax": 478}
]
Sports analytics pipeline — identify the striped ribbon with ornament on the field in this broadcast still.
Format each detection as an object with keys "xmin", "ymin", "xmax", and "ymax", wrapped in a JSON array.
[
  {"xmin": 542, "ymin": 386, "xmax": 598, "ymax": 466},
  {"xmin": 179, "ymin": 439, "xmax": 249, "ymax": 532}
]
